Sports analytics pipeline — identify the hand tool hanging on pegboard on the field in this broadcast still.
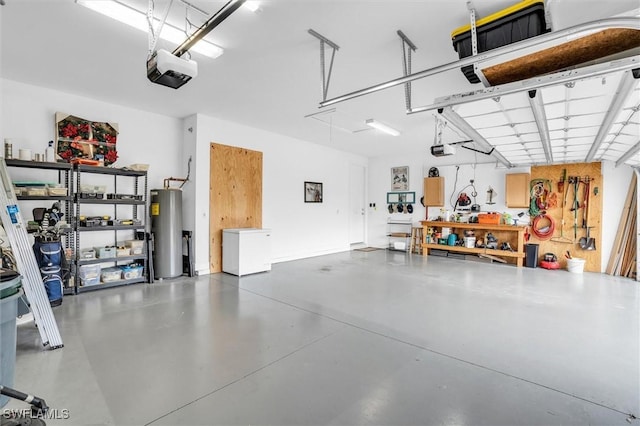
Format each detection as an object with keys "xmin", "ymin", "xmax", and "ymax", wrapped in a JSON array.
[
  {"xmin": 569, "ymin": 176, "xmax": 581, "ymax": 242},
  {"xmin": 558, "ymin": 168, "xmax": 566, "ymax": 193},
  {"xmin": 582, "ymin": 176, "xmax": 590, "ymax": 228},
  {"xmin": 551, "ymin": 169, "xmax": 572, "ymax": 244}
]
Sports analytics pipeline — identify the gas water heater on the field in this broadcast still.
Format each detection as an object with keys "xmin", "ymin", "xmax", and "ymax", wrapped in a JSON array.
[{"xmin": 150, "ymin": 188, "xmax": 183, "ymax": 279}]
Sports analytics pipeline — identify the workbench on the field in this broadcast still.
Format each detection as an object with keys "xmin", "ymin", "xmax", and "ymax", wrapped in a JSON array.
[{"xmin": 421, "ymin": 221, "xmax": 527, "ymax": 267}]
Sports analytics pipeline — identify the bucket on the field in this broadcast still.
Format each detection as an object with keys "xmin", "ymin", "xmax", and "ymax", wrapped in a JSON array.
[
  {"xmin": 447, "ymin": 233, "xmax": 458, "ymax": 246},
  {"xmin": 567, "ymin": 257, "xmax": 586, "ymax": 274},
  {"xmin": 463, "ymin": 237, "xmax": 476, "ymax": 248},
  {"xmin": 0, "ymin": 274, "xmax": 22, "ymax": 408}
]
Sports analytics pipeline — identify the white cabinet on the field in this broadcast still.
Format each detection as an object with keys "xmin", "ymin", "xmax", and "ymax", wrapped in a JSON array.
[{"xmin": 222, "ymin": 228, "xmax": 271, "ymax": 276}]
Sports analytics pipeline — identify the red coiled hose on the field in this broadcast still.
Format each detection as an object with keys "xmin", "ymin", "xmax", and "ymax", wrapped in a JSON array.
[{"xmin": 532, "ymin": 214, "xmax": 555, "ymax": 240}]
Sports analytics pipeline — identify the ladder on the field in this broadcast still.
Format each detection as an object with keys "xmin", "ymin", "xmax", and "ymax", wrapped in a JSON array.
[{"xmin": 0, "ymin": 159, "xmax": 63, "ymax": 349}]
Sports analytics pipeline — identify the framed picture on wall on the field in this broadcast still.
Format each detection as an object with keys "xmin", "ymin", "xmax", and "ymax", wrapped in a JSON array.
[
  {"xmin": 304, "ymin": 181, "xmax": 323, "ymax": 203},
  {"xmin": 55, "ymin": 112, "xmax": 119, "ymax": 166},
  {"xmin": 391, "ymin": 166, "xmax": 409, "ymax": 190}
]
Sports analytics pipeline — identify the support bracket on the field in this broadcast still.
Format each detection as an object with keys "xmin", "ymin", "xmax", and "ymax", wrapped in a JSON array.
[
  {"xmin": 398, "ymin": 30, "xmax": 417, "ymax": 111},
  {"xmin": 308, "ymin": 29, "xmax": 340, "ymax": 102},
  {"xmin": 147, "ymin": 0, "xmax": 174, "ymax": 58},
  {"xmin": 467, "ymin": 1, "xmax": 478, "ymax": 56},
  {"xmin": 466, "ymin": 1, "xmax": 490, "ymax": 86}
]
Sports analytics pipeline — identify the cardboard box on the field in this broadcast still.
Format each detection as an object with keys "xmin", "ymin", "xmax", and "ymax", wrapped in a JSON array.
[
  {"xmin": 116, "ymin": 247, "xmax": 130, "ymax": 257},
  {"xmin": 125, "ymin": 240, "xmax": 144, "ymax": 255}
]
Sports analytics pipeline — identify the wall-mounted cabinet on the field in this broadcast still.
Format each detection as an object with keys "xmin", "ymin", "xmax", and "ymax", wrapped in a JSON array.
[
  {"xmin": 423, "ymin": 177, "xmax": 444, "ymax": 207},
  {"xmin": 505, "ymin": 173, "xmax": 530, "ymax": 208}
]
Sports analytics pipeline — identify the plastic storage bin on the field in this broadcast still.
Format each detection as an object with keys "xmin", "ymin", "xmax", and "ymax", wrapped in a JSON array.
[
  {"xmin": 1, "ymin": 272, "xmax": 22, "ymax": 408},
  {"xmin": 100, "ymin": 267, "xmax": 122, "ymax": 283},
  {"xmin": 393, "ymin": 241, "xmax": 407, "ymax": 250},
  {"xmin": 79, "ymin": 264, "xmax": 101, "ymax": 286},
  {"xmin": 477, "ymin": 213, "xmax": 501, "ymax": 224},
  {"xmin": 26, "ymin": 187, "xmax": 47, "ymax": 196},
  {"xmin": 121, "ymin": 264, "xmax": 143, "ymax": 280},
  {"xmin": 94, "ymin": 246, "xmax": 117, "ymax": 259},
  {"xmin": 79, "ymin": 184, "xmax": 107, "ymax": 194},
  {"xmin": 79, "ymin": 248, "xmax": 96, "ymax": 259},
  {"xmin": 451, "ymin": 0, "xmax": 547, "ymax": 83},
  {"xmin": 47, "ymin": 185, "xmax": 68, "ymax": 196}
]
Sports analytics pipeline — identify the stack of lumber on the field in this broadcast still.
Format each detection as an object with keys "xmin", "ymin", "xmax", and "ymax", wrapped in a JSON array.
[{"xmin": 606, "ymin": 173, "xmax": 637, "ymax": 278}]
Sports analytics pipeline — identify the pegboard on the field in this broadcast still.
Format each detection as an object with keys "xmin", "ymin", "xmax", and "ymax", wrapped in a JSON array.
[{"xmin": 529, "ymin": 162, "xmax": 602, "ymax": 272}]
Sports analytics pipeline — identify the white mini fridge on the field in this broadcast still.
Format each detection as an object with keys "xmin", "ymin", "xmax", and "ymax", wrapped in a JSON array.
[{"xmin": 222, "ymin": 228, "xmax": 272, "ymax": 276}]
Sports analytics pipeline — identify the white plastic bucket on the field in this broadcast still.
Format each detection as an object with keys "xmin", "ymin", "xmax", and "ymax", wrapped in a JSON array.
[
  {"xmin": 567, "ymin": 257, "xmax": 586, "ymax": 273},
  {"xmin": 464, "ymin": 237, "xmax": 476, "ymax": 248}
]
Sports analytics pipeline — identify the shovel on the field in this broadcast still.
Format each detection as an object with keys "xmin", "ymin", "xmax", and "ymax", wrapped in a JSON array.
[{"xmin": 579, "ymin": 227, "xmax": 596, "ymax": 250}]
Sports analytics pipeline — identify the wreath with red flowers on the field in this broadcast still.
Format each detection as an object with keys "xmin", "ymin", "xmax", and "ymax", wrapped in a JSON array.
[{"xmin": 56, "ymin": 113, "xmax": 118, "ymax": 166}]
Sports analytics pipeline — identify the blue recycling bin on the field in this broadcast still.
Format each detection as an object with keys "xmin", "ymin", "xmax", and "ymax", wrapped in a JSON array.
[{"xmin": 0, "ymin": 271, "xmax": 22, "ymax": 408}]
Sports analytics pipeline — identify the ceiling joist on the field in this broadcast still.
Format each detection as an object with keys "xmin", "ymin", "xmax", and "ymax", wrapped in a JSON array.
[
  {"xmin": 528, "ymin": 89, "xmax": 553, "ymax": 163},
  {"xmin": 585, "ymin": 70, "xmax": 639, "ymax": 162}
]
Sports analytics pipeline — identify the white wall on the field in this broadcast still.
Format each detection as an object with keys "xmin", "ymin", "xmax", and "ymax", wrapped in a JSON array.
[
  {"xmin": 368, "ymin": 151, "xmax": 636, "ymax": 272},
  {"xmin": 185, "ymin": 114, "xmax": 368, "ymax": 275},
  {"xmin": 1, "ymin": 79, "xmax": 183, "ymax": 189},
  {"xmin": 0, "ymin": 79, "xmax": 183, "ymax": 250},
  {"xmin": 367, "ymin": 149, "xmax": 518, "ymax": 248}
]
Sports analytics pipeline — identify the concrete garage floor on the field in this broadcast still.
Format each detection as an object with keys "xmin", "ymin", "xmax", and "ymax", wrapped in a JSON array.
[{"xmin": 6, "ymin": 250, "xmax": 639, "ymax": 425}]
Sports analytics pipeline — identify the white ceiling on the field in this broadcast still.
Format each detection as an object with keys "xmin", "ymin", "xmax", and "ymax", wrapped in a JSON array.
[{"xmin": 1, "ymin": 0, "xmax": 639, "ymax": 165}]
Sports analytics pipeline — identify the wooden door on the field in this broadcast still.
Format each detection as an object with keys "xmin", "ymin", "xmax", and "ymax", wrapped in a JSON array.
[{"xmin": 210, "ymin": 143, "xmax": 263, "ymax": 273}]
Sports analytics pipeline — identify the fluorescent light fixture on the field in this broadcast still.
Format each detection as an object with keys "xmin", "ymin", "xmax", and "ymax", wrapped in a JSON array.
[
  {"xmin": 527, "ymin": 90, "xmax": 553, "ymax": 163},
  {"xmin": 244, "ymin": 1, "xmax": 261, "ymax": 12},
  {"xmin": 438, "ymin": 107, "xmax": 512, "ymax": 168},
  {"xmin": 365, "ymin": 119, "xmax": 400, "ymax": 136},
  {"xmin": 76, "ymin": 0, "xmax": 223, "ymax": 59}
]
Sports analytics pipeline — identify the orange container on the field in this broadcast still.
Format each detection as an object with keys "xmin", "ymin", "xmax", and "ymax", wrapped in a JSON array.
[{"xmin": 478, "ymin": 213, "xmax": 501, "ymax": 224}]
